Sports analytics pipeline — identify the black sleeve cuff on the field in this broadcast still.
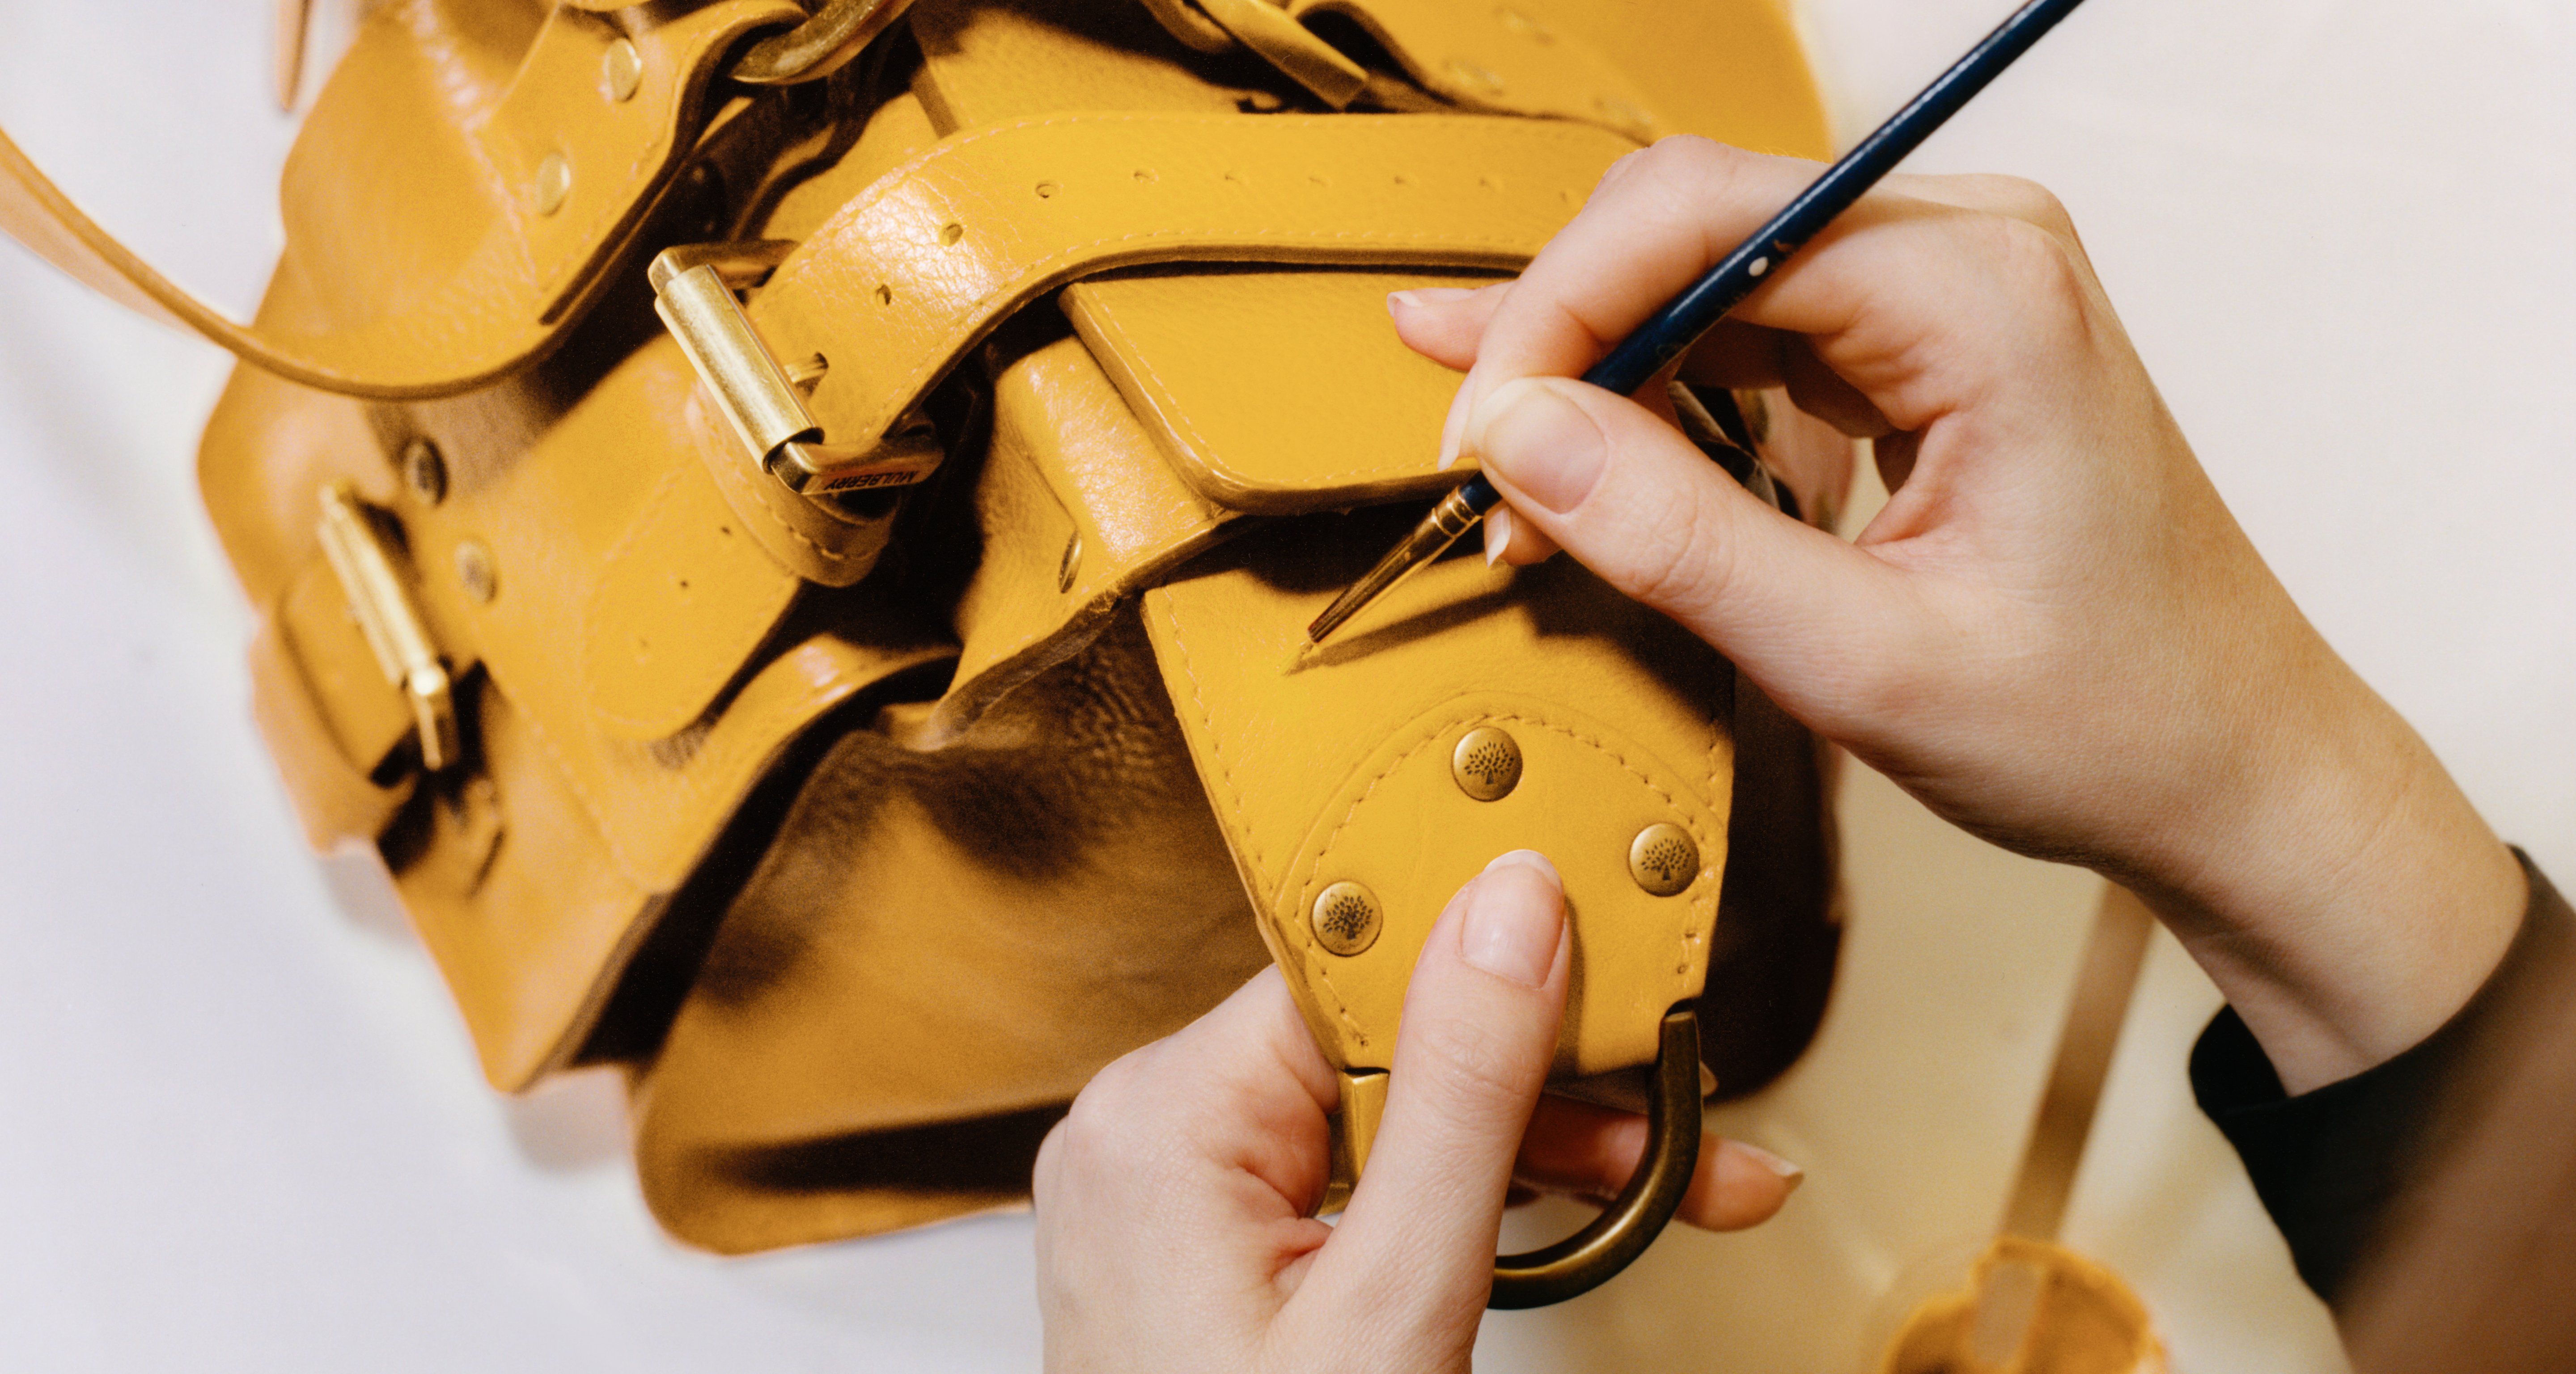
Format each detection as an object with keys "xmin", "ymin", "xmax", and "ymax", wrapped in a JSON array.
[{"xmin": 2190, "ymin": 850, "xmax": 2572, "ymax": 1304}]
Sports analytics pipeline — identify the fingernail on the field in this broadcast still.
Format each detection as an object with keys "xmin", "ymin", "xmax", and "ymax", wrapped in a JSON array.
[
  {"xmin": 1461, "ymin": 851, "xmax": 1563, "ymax": 988},
  {"xmin": 1388, "ymin": 286, "xmax": 1482, "ymax": 314},
  {"xmin": 1484, "ymin": 505, "xmax": 1513, "ymax": 566},
  {"xmin": 1483, "ymin": 848, "xmax": 1560, "ymax": 881},
  {"xmin": 1438, "ymin": 379, "xmax": 1476, "ymax": 471},
  {"xmin": 1734, "ymin": 1141, "xmax": 1805, "ymax": 1190},
  {"xmin": 1467, "ymin": 378, "xmax": 1607, "ymax": 513}
]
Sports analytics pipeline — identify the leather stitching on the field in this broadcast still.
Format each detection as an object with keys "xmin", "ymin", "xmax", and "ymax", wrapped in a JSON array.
[
  {"xmin": 581, "ymin": 459, "xmax": 785, "ymax": 736},
  {"xmin": 1151, "ymin": 591, "xmax": 1367, "ymax": 1043},
  {"xmin": 765, "ymin": 112, "xmax": 1622, "ymax": 441},
  {"xmin": 1301, "ymin": 706, "xmax": 1719, "ymax": 1018}
]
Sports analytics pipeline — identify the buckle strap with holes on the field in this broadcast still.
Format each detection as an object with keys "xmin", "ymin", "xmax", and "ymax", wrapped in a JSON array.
[
  {"xmin": 315, "ymin": 483, "xmax": 460, "ymax": 773},
  {"xmin": 650, "ymin": 242, "xmax": 946, "ymax": 498}
]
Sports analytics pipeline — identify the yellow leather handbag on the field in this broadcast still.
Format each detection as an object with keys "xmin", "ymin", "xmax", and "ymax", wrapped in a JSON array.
[{"xmin": 2, "ymin": 0, "xmax": 1844, "ymax": 1302}]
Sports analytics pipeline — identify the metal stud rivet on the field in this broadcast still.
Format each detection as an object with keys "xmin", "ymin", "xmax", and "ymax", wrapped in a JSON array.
[
  {"xmin": 601, "ymin": 38, "xmax": 643, "ymax": 102},
  {"xmin": 456, "ymin": 539, "xmax": 498, "ymax": 605},
  {"xmin": 401, "ymin": 438, "xmax": 447, "ymax": 506},
  {"xmin": 1312, "ymin": 881, "xmax": 1383, "ymax": 957},
  {"xmin": 534, "ymin": 152, "xmax": 572, "ymax": 216},
  {"xmin": 1451, "ymin": 725, "xmax": 1523, "ymax": 802},
  {"xmin": 1627, "ymin": 823, "xmax": 1699, "ymax": 897}
]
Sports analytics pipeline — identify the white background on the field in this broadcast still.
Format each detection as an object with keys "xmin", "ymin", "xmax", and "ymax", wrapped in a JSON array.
[{"xmin": 1, "ymin": 1, "xmax": 2568, "ymax": 1369}]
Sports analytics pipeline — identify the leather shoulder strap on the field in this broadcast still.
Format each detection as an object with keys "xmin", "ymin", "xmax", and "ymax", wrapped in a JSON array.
[{"xmin": 0, "ymin": 0, "xmax": 797, "ymax": 399}]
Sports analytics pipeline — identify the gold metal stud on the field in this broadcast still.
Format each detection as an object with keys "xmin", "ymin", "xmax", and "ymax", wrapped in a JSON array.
[
  {"xmin": 601, "ymin": 38, "xmax": 643, "ymax": 102},
  {"xmin": 1312, "ymin": 881, "xmax": 1383, "ymax": 956},
  {"xmin": 534, "ymin": 152, "xmax": 572, "ymax": 216},
  {"xmin": 1627, "ymin": 823, "xmax": 1699, "ymax": 897},
  {"xmin": 455, "ymin": 539, "xmax": 498, "ymax": 605},
  {"xmin": 1451, "ymin": 725, "xmax": 1523, "ymax": 802},
  {"xmin": 401, "ymin": 438, "xmax": 447, "ymax": 506}
]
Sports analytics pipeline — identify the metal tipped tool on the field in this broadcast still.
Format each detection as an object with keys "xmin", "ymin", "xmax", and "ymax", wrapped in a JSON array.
[
  {"xmin": 1305, "ymin": 482, "xmax": 1491, "ymax": 643},
  {"xmin": 1305, "ymin": 0, "xmax": 2093, "ymax": 645}
]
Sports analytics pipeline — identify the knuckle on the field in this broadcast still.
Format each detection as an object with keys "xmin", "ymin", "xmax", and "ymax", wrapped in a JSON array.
[
  {"xmin": 1959, "ymin": 173, "xmax": 2076, "ymax": 238},
  {"xmin": 1619, "ymin": 485, "xmax": 1736, "ymax": 621},
  {"xmin": 1979, "ymin": 213, "xmax": 2095, "ymax": 330}
]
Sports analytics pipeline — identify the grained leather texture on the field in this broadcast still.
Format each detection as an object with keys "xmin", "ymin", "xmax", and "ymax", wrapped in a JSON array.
[
  {"xmin": 739, "ymin": 110, "xmax": 1633, "ymax": 469},
  {"xmin": 1292, "ymin": 0, "xmax": 1667, "ymax": 140},
  {"xmin": 1145, "ymin": 527, "xmax": 1733, "ymax": 1077},
  {"xmin": 938, "ymin": 331, "xmax": 1230, "ymax": 735},
  {"xmin": 9, "ymin": 0, "xmax": 1843, "ymax": 1250},
  {"xmin": 633, "ymin": 609, "xmax": 1271, "ymax": 1252},
  {"xmin": 1064, "ymin": 267, "xmax": 1513, "ymax": 511}
]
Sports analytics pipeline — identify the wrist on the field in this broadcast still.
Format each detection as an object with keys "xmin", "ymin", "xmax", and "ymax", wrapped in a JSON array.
[{"xmin": 2120, "ymin": 650, "xmax": 2525, "ymax": 1094}]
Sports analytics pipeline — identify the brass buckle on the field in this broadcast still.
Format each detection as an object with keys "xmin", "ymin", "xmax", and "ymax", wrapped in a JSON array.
[
  {"xmin": 1489, "ymin": 1005, "xmax": 1702, "ymax": 1308},
  {"xmin": 649, "ymin": 242, "xmax": 944, "ymax": 498},
  {"xmin": 315, "ymin": 483, "xmax": 460, "ymax": 773}
]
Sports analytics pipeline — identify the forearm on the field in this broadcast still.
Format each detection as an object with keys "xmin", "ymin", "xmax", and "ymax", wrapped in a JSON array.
[{"xmin": 2127, "ymin": 633, "xmax": 2525, "ymax": 1094}]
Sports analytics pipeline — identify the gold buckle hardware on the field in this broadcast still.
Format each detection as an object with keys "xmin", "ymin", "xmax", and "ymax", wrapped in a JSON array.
[
  {"xmin": 649, "ymin": 242, "xmax": 944, "ymax": 499},
  {"xmin": 315, "ymin": 483, "xmax": 460, "ymax": 773}
]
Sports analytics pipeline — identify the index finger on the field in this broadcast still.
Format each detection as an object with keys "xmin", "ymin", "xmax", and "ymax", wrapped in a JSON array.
[{"xmin": 1442, "ymin": 137, "xmax": 2097, "ymax": 460}]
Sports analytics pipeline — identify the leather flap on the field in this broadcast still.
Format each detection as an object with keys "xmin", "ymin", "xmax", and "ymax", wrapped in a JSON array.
[{"xmin": 1063, "ymin": 266, "xmax": 1508, "ymax": 513}]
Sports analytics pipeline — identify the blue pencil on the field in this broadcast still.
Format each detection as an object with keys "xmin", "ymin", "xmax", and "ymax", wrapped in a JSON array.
[{"xmin": 1306, "ymin": 0, "xmax": 2095, "ymax": 644}]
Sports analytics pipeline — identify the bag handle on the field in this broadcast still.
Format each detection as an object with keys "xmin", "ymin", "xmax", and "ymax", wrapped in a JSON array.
[{"xmin": 0, "ymin": 0, "xmax": 813, "ymax": 400}]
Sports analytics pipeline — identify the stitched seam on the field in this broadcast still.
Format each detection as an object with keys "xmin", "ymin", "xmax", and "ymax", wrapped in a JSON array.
[
  {"xmin": 736, "ymin": 457, "xmax": 860, "ymax": 566},
  {"xmin": 1153, "ymin": 593, "xmax": 1364, "ymax": 1044},
  {"xmin": 582, "ymin": 461, "xmax": 783, "ymax": 733},
  {"xmin": 775, "ymin": 111, "xmax": 1620, "ymax": 439},
  {"xmin": 1304, "ymin": 707, "xmax": 1719, "ymax": 1011}
]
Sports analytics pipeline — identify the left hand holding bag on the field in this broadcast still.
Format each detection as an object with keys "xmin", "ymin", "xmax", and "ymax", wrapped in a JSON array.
[{"xmin": 1034, "ymin": 850, "xmax": 1803, "ymax": 1373}]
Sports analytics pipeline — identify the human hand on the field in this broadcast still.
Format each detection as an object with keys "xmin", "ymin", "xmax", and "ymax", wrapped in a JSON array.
[
  {"xmin": 1033, "ymin": 852, "xmax": 1802, "ymax": 1373},
  {"xmin": 1388, "ymin": 137, "xmax": 2523, "ymax": 1092}
]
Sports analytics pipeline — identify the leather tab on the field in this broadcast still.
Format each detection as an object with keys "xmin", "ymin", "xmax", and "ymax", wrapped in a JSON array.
[
  {"xmin": 1144, "ymin": 530, "xmax": 1733, "ymax": 1076},
  {"xmin": 248, "ymin": 607, "xmax": 414, "ymax": 852},
  {"xmin": 583, "ymin": 460, "xmax": 802, "ymax": 741},
  {"xmin": 1063, "ymin": 267, "xmax": 1509, "ymax": 512},
  {"xmin": 276, "ymin": 558, "xmax": 421, "ymax": 780}
]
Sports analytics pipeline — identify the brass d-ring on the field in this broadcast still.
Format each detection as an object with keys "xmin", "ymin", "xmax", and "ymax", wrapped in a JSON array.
[
  {"xmin": 732, "ymin": 0, "xmax": 915, "ymax": 86},
  {"xmin": 1489, "ymin": 1005, "xmax": 1702, "ymax": 1309}
]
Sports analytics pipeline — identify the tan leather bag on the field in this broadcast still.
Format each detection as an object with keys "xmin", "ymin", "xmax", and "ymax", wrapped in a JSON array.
[{"xmin": 2, "ymin": 0, "xmax": 1845, "ymax": 1291}]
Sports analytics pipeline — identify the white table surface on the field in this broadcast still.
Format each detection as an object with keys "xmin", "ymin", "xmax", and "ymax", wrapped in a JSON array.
[{"xmin": 2, "ymin": 2, "xmax": 2567, "ymax": 1369}]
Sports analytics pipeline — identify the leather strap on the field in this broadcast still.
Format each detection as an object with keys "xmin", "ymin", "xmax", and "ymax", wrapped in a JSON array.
[
  {"xmin": 0, "ymin": 0, "xmax": 797, "ymax": 398},
  {"xmin": 1144, "ymin": 533, "xmax": 1734, "ymax": 1076},
  {"xmin": 746, "ymin": 111, "xmax": 1633, "ymax": 462}
]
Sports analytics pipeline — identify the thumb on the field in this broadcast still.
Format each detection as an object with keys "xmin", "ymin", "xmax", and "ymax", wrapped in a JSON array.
[
  {"xmin": 1295, "ymin": 851, "xmax": 1569, "ymax": 1344},
  {"xmin": 1466, "ymin": 375, "xmax": 1911, "ymax": 722}
]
